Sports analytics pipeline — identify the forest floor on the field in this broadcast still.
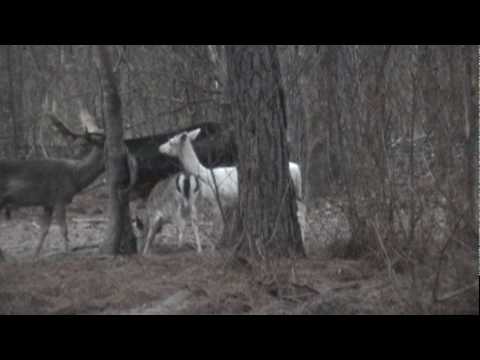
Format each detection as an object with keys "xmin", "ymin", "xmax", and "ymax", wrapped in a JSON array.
[{"xmin": 0, "ymin": 189, "xmax": 477, "ymax": 315}]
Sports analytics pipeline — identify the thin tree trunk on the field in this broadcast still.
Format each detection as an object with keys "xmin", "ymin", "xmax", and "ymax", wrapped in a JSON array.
[
  {"xmin": 223, "ymin": 45, "xmax": 304, "ymax": 260},
  {"xmin": 463, "ymin": 45, "xmax": 478, "ymax": 238},
  {"xmin": 6, "ymin": 45, "xmax": 18, "ymax": 158},
  {"xmin": 96, "ymin": 45, "xmax": 137, "ymax": 255}
]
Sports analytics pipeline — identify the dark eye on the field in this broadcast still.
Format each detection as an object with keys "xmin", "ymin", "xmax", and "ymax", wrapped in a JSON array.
[{"xmin": 180, "ymin": 134, "xmax": 187, "ymax": 142}]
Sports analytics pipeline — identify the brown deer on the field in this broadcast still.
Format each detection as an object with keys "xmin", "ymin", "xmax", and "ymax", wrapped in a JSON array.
[{"xmin": 0, "ymin": 110, "xmax": 106, "ymax": 258}]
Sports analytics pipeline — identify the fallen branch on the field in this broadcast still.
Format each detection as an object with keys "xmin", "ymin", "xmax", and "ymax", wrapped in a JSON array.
[
  {"xmin": 71, "ymin": 244, "xmax": 101, "ymax": 252},
  {"xmin": 72, "ymin": 218, "xmax": 107, "ymax": 224},
  {"xmin": 331, "ymin": 282, "xmax": 361, "ymax": 292},
  {"xmin": 434, "ymin": 282, "xmax": 479, "ymax": 303}
]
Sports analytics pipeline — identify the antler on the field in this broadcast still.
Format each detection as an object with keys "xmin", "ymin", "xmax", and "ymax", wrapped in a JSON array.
[
  {"xmin": 42, "ymin": 95, "xmax": 83, "ymax": 141},
  {"xmin": 45, "ymin": 98, "xmax": 103, "ymax": 141},
  {"xmin": 47, "ymin": 113, "xmax": 81, "ymax": 141},
  {"xmin": 79, "ymin": 108, "xmax": 103, "ymax": 134}
]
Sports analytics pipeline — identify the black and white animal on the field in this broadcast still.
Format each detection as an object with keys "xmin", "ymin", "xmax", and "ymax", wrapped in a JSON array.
[
  {"xmin": 158, "ymin": 129, "xmax": 307, "ymax": 247},
  {"xmin": 124, "ymin": 122, "xmax": 237, "ymax": 202},
  {"xmin": 50, "ymin": 114, "xmax": 238, "ymax": 203},
  {"xmin": 134, "ymin": 173, "xmax": 214, "ymax": 255}
]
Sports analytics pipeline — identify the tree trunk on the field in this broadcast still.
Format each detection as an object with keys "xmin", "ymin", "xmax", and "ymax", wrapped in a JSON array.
[
  {"xmin": 463, "ymin": 45, "xmax": 478, "ymax": 238},
  {"xmin": 6, "ymin": 45, "xmax": 18, "ymax": 158},
  {"xmin": 223, "ymin": 45, "xmax": 304, "ymax": 259},
  {"xmin": 96, "ymin": 45, "xmax": 137, "ymax": 255}
]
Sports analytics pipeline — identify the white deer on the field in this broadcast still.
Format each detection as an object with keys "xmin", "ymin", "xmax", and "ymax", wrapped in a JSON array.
[{"xmin": 159, "ymin": 129, "xmax": 306, "ymax": 246}]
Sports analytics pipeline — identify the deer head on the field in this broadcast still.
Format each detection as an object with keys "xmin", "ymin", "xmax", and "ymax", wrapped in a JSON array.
[
  {"xmin": 159, "ymin": 129, "xmax": 202, "ymax": 157},
  {"xmin": 47, "ymin": 102, "xmax": 105, "ymax": 152}
]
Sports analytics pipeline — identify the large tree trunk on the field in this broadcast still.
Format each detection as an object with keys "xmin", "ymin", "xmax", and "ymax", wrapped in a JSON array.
[
  {"xmin": 96, "ymin": 45, "xmax": 137, "ymax": 255},
  {"xmin": 223, "ymin": 45, "xmax": 304, "ymax": 259}
]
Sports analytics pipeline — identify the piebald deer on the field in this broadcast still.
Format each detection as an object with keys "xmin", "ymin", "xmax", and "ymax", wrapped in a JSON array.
[
  {"xmin": 0, "ymin": 109, "xmax": 106, "ymax": 258},
  {"xmin": 159, "ymin": 129, "xmax": 307, "ymax": 247},
  {"xmin": 134, "ymin": 173, "xmax": 210, "ymax": 255}
]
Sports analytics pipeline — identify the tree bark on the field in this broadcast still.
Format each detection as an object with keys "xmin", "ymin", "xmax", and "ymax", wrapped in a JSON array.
[
  {"xmin": 223, "ymin": 45, "xmax": 304, "ymax": 259},
  {"xmin": 96, "ymin": 45, "xmax": 137, "ymax": 255},
  {"xmin": 462, "ymin": 45, "xmax": 478, "ymax": 238},
  {"xmin": 6, "ymin": 45, "xmax": 18, "ymax": 158}
]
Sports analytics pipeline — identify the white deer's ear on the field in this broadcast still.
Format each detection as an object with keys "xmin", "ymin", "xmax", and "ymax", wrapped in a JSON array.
[{"xmin": 188, "ymin": 129, "xmax": 201, "ymax": 141}]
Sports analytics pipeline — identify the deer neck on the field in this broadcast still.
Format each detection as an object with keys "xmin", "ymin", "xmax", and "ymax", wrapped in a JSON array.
[
  {"xmin": 72, "ymin": 145, "xmax": 105, "ymax": 191},
  {"xmin": 180, "ymin": 140, "xmax": 210, "ymax": 181}
]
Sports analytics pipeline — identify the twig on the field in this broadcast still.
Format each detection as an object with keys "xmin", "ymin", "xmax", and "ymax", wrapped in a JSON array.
[
  {"xmin": 71, "ymin": 245, "xmax": 100, "ymax": 252},
  {"xmin": 435, "ymin": 282, "xmax": 479, "ymax": 303},
  {"xmin": 331, "ymin": 282, "xmax": 361, "ymax": 292},
  {"xmin": 432, "ymin": 216, "xmax": 465, "ymax": 303},
  {"xmin": 370, "ymin": 217, "xmax": 408, "ymax": 305}
]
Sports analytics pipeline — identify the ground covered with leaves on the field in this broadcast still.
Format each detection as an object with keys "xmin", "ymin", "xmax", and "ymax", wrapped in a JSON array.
[{"xmin": 0, "ymin": 191, "xmax": 477, "ymax": 315}]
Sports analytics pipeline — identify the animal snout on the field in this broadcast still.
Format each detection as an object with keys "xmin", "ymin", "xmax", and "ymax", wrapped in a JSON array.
[{"xmin": 159, "ymin": 144, "xmax": 169, "ymax": 154}]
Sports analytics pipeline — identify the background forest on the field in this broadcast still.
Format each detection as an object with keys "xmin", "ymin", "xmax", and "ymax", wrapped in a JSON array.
[{"xmin": 0, "ymin": 45, "xmax": 477, "ymax": 315}]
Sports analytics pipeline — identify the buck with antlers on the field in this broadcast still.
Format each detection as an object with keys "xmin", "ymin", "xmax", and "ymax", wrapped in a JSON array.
[
  {"xmin": 0, "ymin": 109, "xmax": 106, "ymax": 258},
  {"xmin": 48, "ymin": 117, "xmax": 238, "ymax": 203}
]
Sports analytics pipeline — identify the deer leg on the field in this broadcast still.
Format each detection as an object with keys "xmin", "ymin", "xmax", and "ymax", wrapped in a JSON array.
[
  {"xmin": 34, "ymin": 206, "xmax": 54, "ymax": 258},
  {"xmin": 133, "ymin": 216, "xmax": 147, "ymax": 253},
  {"xmin": 191, "ymin": 204, "xmax": 204, "ymax": 253},
  {"xmin": 143, "ymin": 212, "xmax": 162, "ymax": 255},
  {"xmin": 174, "ymin": 205, "xmax": 187, "ymax": 249},
  {"xmin": 177, "ymin": 212, "xmax": 186, "ymax": 249},
  {"xmin": 297, "ymin": 201, "xmax": 307, "ymax": 255},
  {"xmin": 56, "ymin": 205, "xmax": 70, "ymax": 253}
]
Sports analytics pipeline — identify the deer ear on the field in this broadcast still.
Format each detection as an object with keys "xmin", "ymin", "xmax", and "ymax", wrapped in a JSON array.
[{"xmin": 188, "ymin": 129, "xmax": 201, "ymax": 141}]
